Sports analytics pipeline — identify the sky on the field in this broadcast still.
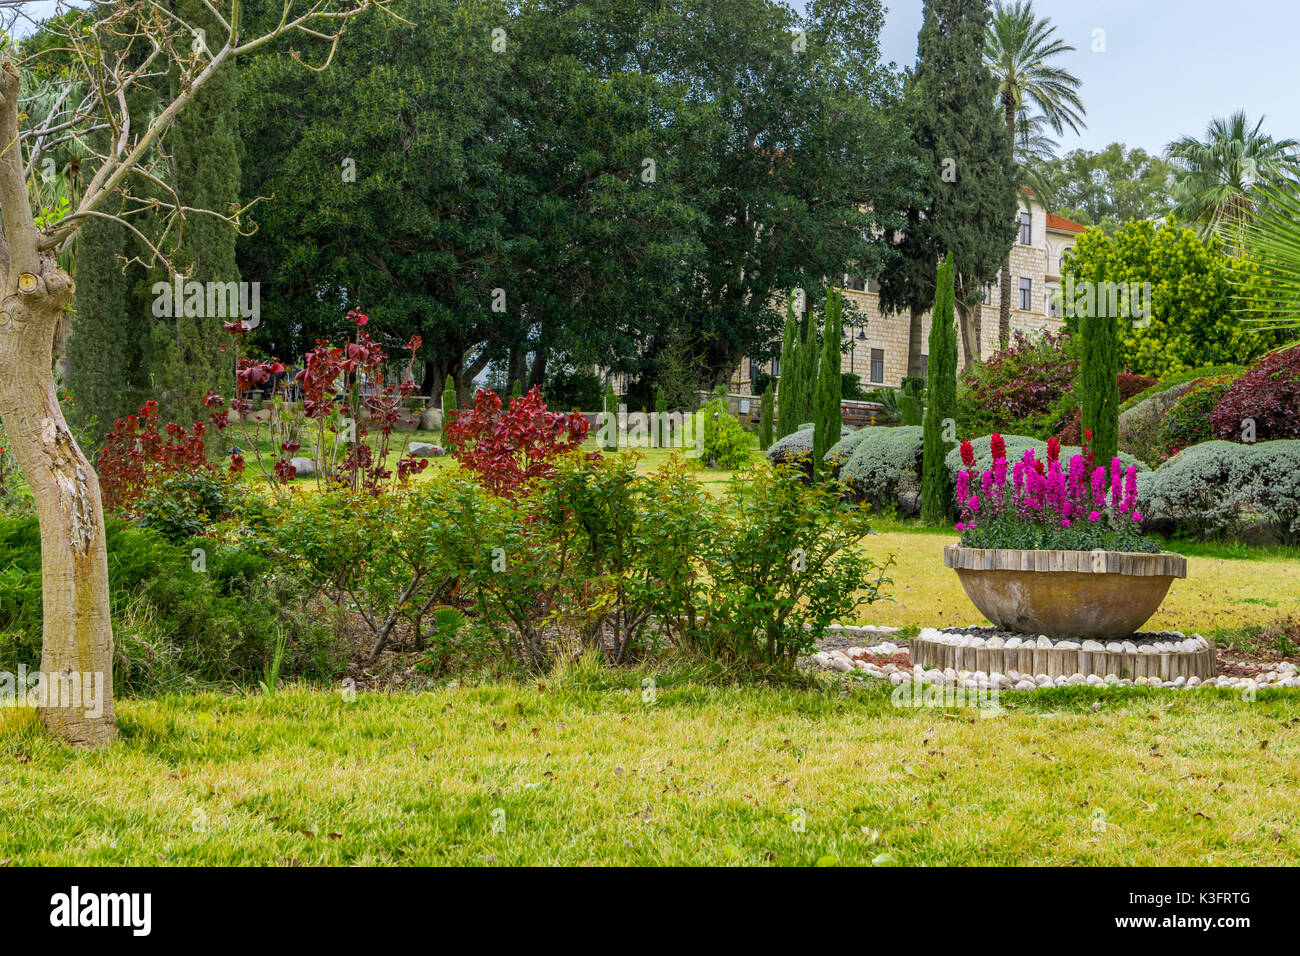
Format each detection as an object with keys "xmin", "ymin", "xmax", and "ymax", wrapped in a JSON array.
[{"xmin": 801, "ymin": 0, "xmax": 1300, "ymax": 157}]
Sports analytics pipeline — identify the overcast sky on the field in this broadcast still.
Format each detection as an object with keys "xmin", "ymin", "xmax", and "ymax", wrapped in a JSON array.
[{"xmin": 810, "ymin": 0, "xmax": 1300, "ymax": 156}]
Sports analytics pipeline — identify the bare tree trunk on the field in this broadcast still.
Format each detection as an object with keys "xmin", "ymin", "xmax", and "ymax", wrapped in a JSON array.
[
  {"xmin": 1000, "ymin": 95, "xmax": 1017, "ymax": 352},
  {"xmin": 0, "ymin": 62, "xmax": 116, "ymax": 746},
  {"xmin": 906, "ymin": 305, "xmax": 924, "ymax": 379}
]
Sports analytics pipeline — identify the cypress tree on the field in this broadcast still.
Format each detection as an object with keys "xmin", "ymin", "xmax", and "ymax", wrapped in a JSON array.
[
  {"xmin": 66, "ymin": 216, "xmax": 154, "ymax": 442},
  {"xmin": 798, "ymin": 304, "xmax": 818, "ymax": 426},
  {"xmin": 775, "ymin": 299, "xmax": 800, "ymax": 439},
  {"xmin": 151, "ymin": 0, "xmax": 241, "ymax": 428},
  {"xmin": 603, "ymin": 383, "xmax": 619, "ymax": 450},
  {"xmin": 758, "ymin": 383, "xmax": 774, "ymax": 450},
  {"xmin": 921, "ymin": 253, "xmax": 958, "ymax": 524},
  {"xmin": 1080, "ymin": 263, "xmax": 1120, "ymax": 463},
  {"xmin": 812, "ymin": 290, "xmax": 843, "ymax": 479}
]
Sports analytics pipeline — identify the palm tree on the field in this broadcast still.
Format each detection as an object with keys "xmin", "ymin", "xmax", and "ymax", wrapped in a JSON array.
[
  {"xmin": 1233, "ymin": 176, "xmax": 1300, "ymax": 336},
  {"xmin": 1166, "ymin": 111, "xmax": 1300, "ymax": 244},
  {"xmin": 985, "ymin": 0, "xmax": 1085, "ymax": 350}
]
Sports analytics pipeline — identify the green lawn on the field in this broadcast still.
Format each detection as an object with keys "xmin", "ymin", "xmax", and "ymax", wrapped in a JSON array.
[{"xmin": 3, "ymin": 679, "xmax": 1298, "ymax": 866}]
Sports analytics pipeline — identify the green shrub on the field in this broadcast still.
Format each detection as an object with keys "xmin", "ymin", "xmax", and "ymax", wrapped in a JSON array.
[
  {"xmin": 1120, "ymin": 364, "xmax": 1246, "ymax": 412},
  {"xmin": 1160, "ymin": 378, "xmax": 1234, "ymax": 454},
  {"xmin": 1137, "ymin": 440, "xmax": 1300, "ymax": 542},
  {"xmin": 765, "ymin": 427, "xmax": 815, "ymax": 476},
  {"xmin": 839, "ymin": 426, "xmax": 925, "ymax": 509},
  {"xmin": 697, "ymin": 398, "xmax": 754, "ymax": 468},
  {"xmin": 695, "ymin": 466, "xmax": 890, "ymax": 669},
  {"xmin": 131, "ymin": 471, "xmax": 233, "ymax": 544},
  {"xmin": 0, "ymin": 515, "xmax": 340, "ymax": 694}
]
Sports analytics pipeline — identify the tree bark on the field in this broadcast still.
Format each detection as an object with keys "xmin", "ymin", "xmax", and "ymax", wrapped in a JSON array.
[
  {"xmin": 906, "ymin": 305, "xmax": 924, "ymax": 379},
  {"xmin": 1000, "ymin": 95, "xmax": 1017, "ymax": 352},
  {"xmin": 0, "ymin": 61, "xmax": 116, "ymax": 746}
]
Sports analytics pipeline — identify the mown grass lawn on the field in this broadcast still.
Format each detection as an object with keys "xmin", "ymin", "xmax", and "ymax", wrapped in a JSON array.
[{"xmin": 3, "ymin": 679, "xmax": 1298, "ymax": 866}]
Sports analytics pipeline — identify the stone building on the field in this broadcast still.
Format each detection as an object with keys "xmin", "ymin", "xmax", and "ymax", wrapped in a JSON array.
[{"xmin": 732, "ymin": 190, "xmax": 1086, "ymax": 393}]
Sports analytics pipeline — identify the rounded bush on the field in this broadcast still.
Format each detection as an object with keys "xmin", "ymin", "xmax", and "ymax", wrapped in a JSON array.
[
  {"xmin": 1137, "ymin": 439, "xmax": 1300, "ymax": 542},
  {"xmin": 824, "ymin": 427, "xmax": 872, "ymax": 477},
  {"xmin": 766, "ymin": 427, "xmax": 815, "ymax": 471},
  {"xmin": 839, "ymin": 426, "xmax": 924, "ymax": 508}
]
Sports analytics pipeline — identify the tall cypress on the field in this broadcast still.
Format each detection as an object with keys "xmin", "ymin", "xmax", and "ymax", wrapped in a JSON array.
[
  {"xmin": 775, "ymin": 298, "xmax": 800, "ymax": 438},
  {"xmin": 921, "ymin": 253, "xmax": 958, "ymax": 523},
  {"xmin": 151, "ymin": 0, "xmax": 241, "ymax": 428},
  {"xmin": 1080, "ymin": 262, "xmax": 1120, "ymax": 462},
  {"xmin": 66, "ymin": 216, "xmax": 154, "ymax": 440},
  {"xmin": 882, "ymin": 0, "xmax": 1017, "ymax": 369},
  {"xmin": 812, "ymin": 290, "xmax": 843, "ymax": 480},
  {"xmin": 799, "ymin": 304, "xmax": 818, "ymax": 425}
]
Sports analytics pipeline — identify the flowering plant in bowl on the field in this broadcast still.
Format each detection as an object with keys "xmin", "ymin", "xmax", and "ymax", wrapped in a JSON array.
[{"xmin": 953, "ymin": 431, "xmax": 1159, "ymax": 554}]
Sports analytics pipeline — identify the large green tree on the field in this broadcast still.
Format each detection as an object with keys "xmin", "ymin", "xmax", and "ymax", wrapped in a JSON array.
[
  {"xmin": 906, "ymin": 0, "xmax": 1019, "ymax": 367},
  {"xmin": 1039, "ymin": 144, "xmax": 1177, "ymax": 233},
  {"xmin": 1062, "ymin": 219, "xmax": 1285, "ymax": 376},
  {"xmin": 985, "ymin": 0, "xmax": 1084, "ymax": 350}
]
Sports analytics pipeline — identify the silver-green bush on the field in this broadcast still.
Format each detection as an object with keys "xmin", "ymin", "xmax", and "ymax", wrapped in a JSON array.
[
  {"xmin": 839, "ymin": 426, "xmax": 924, "ymax": 508},
  {"xmin": 824, "ymin": 427, "xmax": 872, "ymax": 476},
  {"xmin": 1137, "ymin": 440, "xmax": 1300, "ymax": 541},
  {"xmin": 765, "ymin": 427, "xmax": 814, "ymax": 470}
]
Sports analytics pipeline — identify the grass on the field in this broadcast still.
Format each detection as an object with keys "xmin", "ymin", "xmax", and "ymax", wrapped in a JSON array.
[{"xmin": 2, "ymin": 679, "xmax": 1298, "ymax": 865}]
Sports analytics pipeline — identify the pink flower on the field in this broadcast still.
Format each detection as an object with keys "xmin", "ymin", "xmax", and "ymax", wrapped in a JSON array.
[
  {"xmin": 956, "ymin": 522, "xmax": 966, "ymax": 531},
  {"xmin": 1061, "ymin": 518, "xmax": 1071, "ymax": 527},
  {"xmin": 1132, "ymin": 511, "xmax": 1144, "ymax": 522},
  {"xmin": 1088, "ymin": 511, "xmax": 1101, "ymax": 522}
]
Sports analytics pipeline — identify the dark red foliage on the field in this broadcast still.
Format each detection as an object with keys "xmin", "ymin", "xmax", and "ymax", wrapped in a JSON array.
[
  {"xmin": 447, "ymin": 386, "xmax": 592, "ymax": 497},
  {"xmin": 1057, "ymin": 372, "xmax": 1157, "ymax": 444},
  {"xmin": 961, "ymin": 330, "xmax": 1077, "ymax": 427},
  {"xmin": 1209, "ymin": 346, "xmax": 1300, "ymax": 442},
  {"xmin": 97, "ymin": 400, "xmax": 213, "ymax": 510}
]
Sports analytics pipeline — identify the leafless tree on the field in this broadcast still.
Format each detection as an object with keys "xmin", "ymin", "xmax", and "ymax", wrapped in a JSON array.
[{"xmin": 0, "ymin": 0, "xmax": 399, "ymax": 746}]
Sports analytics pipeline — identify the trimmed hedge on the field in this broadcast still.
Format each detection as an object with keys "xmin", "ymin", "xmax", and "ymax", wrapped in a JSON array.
[
  {"xmin": 1137, "ymin": 440, "xmax": 1300, "ymax": 542},
  {"xmin": 839, "ymin": 426, "xmax": 925, "ymax": 509},
  {"xmin": 823, "ymin": 427, "xmax": 872, "ymax": 477}
]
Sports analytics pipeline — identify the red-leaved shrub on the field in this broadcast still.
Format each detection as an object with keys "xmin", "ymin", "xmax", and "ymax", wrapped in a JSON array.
[
  {"xmin": 98, "ymin": 397, "xmax": 222, "ymax": 510},
  {"xmin": 1056, "ymin": 371, "xmax": 1157, "ymax": 445},
  {"xmin": 1209, "ymin": 346, "xmax": 1300, "ymax": 442},
  {"xmin": 958, "ymin": 330, "xmax": 1077, "ymax": 436},
  {"xmin": 447, "ymin": 386, "xmax": 592, "ymax": 497}
]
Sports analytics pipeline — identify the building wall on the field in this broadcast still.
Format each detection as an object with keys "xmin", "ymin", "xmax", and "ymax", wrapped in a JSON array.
[{"xmin": 733, "ymin": 195, "xmax": 1083, "ymax": 394}]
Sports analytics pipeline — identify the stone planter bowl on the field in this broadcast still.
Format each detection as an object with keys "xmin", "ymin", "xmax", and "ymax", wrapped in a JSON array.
[{"xmin": 943, "ymin": 546, "xmax": 1188, "ymax": 640}]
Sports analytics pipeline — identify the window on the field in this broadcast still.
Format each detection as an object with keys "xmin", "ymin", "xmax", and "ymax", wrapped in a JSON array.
[
  {"xmin": 844, "ymin": 274, "xmax": 866, "ymax": 291},
  {"xmin": 870, "ymin": 348, "xmax": 884, "ymax": 384},
  {"xmin": 920, "ymin": 354, "xmax": 928, "ymax": 380},
  {"xmin": 1047, "ymin": 287, "xmax": 1062, "ymax": 318},
  {"xmin": 771, "ymin": 357, "xmax": 780, "ymax": 376},
  {"xmin": 1059, "ymin": 248, "xmax": 1070, "ymax": 272},
  {"xmin": 1018, "ymin": 277, "xmax": 1033, "ymax": 311},
  {"xmin": 866, "ymin": 278, "xmax": 880, "ymax": 294},
  {"xmin": 1019, "ymin": 209, "xmax": 1032, "ymax": 245}
]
